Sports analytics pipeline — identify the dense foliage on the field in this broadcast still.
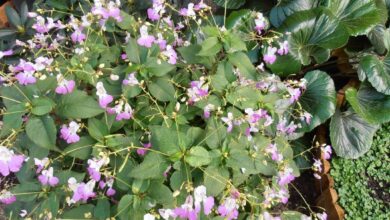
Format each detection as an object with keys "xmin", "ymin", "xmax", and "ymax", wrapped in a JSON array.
[
  {"xmin": 331, "ymin": 123, "xmax": 390, "ymax": 219},
  {"xmin": 0, "ymin": 0, "xmax": 389, "ymax": 219}
]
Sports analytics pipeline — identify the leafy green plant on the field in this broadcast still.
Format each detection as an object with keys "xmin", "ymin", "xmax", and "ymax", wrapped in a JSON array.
[{"xmin": 331, "ymin": 123, "xmax": 390, "ymax": 219}]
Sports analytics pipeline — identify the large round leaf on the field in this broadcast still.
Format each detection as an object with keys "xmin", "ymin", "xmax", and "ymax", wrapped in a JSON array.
[
  {"xmin": 280, "ymin": 8, "xmax": 349, "ymax": 65},
  {"xmin": 298, "ymin": 70, "xmax": 336, "ymax": 132},
  {"xmin": 358, "ymin": 54, "xmax": 390, "ymax": 95},
  {"xmin": 330, "ymin": 109, "xmax": 379, "ymax": 159},
  {"xmin": 326, "ymin": 0, "xmax": 383, "ymax": 36},
  {"xmin": 270, "ymin": 0, "xmax": 320, "ymax": 28},
  {"xmin": 345, "ymin": 83, "xmax": 390, "ymax": 124}
]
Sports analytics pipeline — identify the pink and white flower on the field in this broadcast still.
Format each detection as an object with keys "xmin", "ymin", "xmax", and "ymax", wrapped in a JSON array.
[
  {"xmin": 321, "ymin": 144, "xmax": 332, "ymax": 160},
  {"xmin": 180, "ymin": 3, "xmax": 196, "ymax": 17},
  {"xmin": 278, "ymin": 166, "xmax": 295, "ymax": 186},
  {"xmin": 162, "ymin": 45, "xmax": 178, "ymax": 64},
  {"xmin": 277, "ymin": 40, "xmax": 289, "ymax": 55},
  {"xmin": 96, "ymin": 82, "xmax": 113, "ymax": 108},
  {"xmin": 0, "ymin": 146, "xmax": 24, "ymax": 177},
  {"xmin": 0, "ymin": 191, "xmax": 16, "ymax": 205},
  {"xmin": 187, "ymin": 78, "xmax": 209, "ymax": 104},
  {"xmin": 137, "ymin": 142, "xmax": 152, "ymax": 156},
  {"xmin": 137, "ymin": 25, "xmax": 156, "ymax": 48},
  {"xmin": 87, "ymin": 156, "xmax": 109, "ymax": 181},
  {"xmin": 147, "ymin": 0, "xmax": 166, "ymax": 21},
  {"xmin": 222, "ymin": 112, "xmax": 235, "ymax": 133},
  {"xmin": 263, "ymin": 47, "xmax": 277, "ymax": 64},
  {"xmin": 217, "ymin": 196, "xmax": 239, "ymax": 220},
  {"xmin": 60, "ymin": 121, "xmax": 81, "ymax": 144},
  {"xmin": 107, "ymin": 100, "xmax": 133, "ymax": 121},
  {"xmin": 38, "ymin": 167, "xmax": 59, "ymax": 187},
  {"xmin": 203, "ymin": 104, "xmax": 215, "ymax": 119},
  {"xmin": 34, "ymin": 157, "xmax": 49, "ymax": 173},
  {"xmin": 193, "ymin": 185, "xmax": 215, "ymax": 215},
  {"xmin": 254, "ymin": 12, "xmax": 266, "ymax": 34},
  {"xmin": 155, "ymin": 33, "xmax": 167, "ymax": 50},
  {"xmin": 67, "ymin": 178, "xmax": 96, "ymax": 204},
  {"xmin": 265, "ymin": 143, "xmax": 283, "ymax": 162},
  {"xmin": 55, "ymin": 74, "xmax": 75, "ymax": 94},
  {"xmin": 122, "ymin": 73, "xmax": 139, "ymax": 86},
  {"xmin": 0, "ymin": 49, "xmax": 13, "ymax": 59}
]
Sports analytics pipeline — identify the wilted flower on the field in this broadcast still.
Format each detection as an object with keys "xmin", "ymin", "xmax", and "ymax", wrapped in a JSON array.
[
  {"xmin": 137, "ymin": 143, "xmax": 152, "ymax": 156},
  {"xmin": 222, "ymin": 112, "xmax": 235, "ymax": 133},
  {"xmin": 203, "ymin": 104, "xmax": 215, "ymax": 119},
  {"xmin": 0, "ymin": 146, "xmax": 25, "ymax": 177}
]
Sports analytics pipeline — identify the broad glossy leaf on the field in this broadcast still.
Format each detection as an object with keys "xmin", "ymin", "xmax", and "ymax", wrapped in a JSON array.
[
  {"xmin": 299, "ymin": 70, "xmax": 336, "ymax": 132},
  {"xmin": 26, "ymin": 116, "xmax": 57, "ymax": 151},
  {"xmin": 280, "ymin": 8, "xmax": 349, "ymax": 65},
  {"xmin": 326, "ymin": 0, "xmax": 382, "ymax": 36},
  {"xmin": 213, "ymin": 0, "xmax": 245, "ymax": 9},
  {"xmin": 5, "ymin": 5, "xmax": 22, "ymax": 28},
  {"xmin": 88, "ymin": 118, "xmax": 109, "ymax": 141},
  {"xmin": 330, "ymin": 109, "xmax": 379, "ymax": 158},
  {"xmin": 56, "ymin": 90, "xmax": 104, "ymax": 119},
  {"xmin": 270, "ymin": 0, "xmax": 320, "ymax": 27},
  {"xmin": 358, "ymin": 54, "xmax": 390, "ymax": 95},
  {"xmin": 266, "ymin": 54, "xmax": 302, "ymax": 77},
  {"xmin": 117, "ymin": 195, "xmax": 133, "ymax": 220},
  {"xmin": 367, "ymin": 25, "xmax": 390, "ymax": 54},
  {"xmin": 225, "ymin": 9, "xmax": 252, "ymax": 31},
  {"xmin": 345, "ymin": 84, "xmax": 390, "ymax": 124}
]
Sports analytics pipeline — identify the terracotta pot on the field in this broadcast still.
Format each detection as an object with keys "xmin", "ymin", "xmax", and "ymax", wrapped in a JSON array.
[{"xmin": 0, "ymin": 0, "xmax": 11, "ymax": 28}]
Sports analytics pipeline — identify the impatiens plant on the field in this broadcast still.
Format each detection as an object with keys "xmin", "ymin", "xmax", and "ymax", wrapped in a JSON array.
[{"xmin": 0, "ymin": 0, "xmax": 389, "ymax": 219}]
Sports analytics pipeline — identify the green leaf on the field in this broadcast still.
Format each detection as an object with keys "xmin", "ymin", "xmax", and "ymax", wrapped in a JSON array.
[
  {"xmin": 226, "ymin": 86, "xmax": 262, "ymax": 110},
  {"xmin": 185, "ymin": 146, "xmax": 211, "ymax": 167},
  {"xmin": 5, "ymin": 5, "xmax": 22, "ymax": 28},
  {"xmin": 228, "ymin": 52, "xmax": 257, "ymax": 80},
  {"xmin": 117, "ymin": 195, "xmax": 133, "ymax": 220},
  {"xmin": 223, "ymin": 31, "xmax": 247, "ymax": 53},
  {"xmin": 11, "ymin": 182, "xmax": 41, "ymax": 202},
  {"xmin": 62, "ymin": 205, "xmax": 95, "ymax": 219},
  {"xmin": 270, "ymin": 0, "xmax": 320, "ymax": 27},
  {"xmin": 26, "ymin": 116, "xmax": 57, "ymax": 151},
  {"xmin": 330, "ymin": 109, "xmax": 380, "ymax": 158},
  {"xmin": 281, "ymin": 8, "xmax": 349, "ymax": 65},
  {"xmin": 56, "ymin": 90, "xmax": 104, "ymax": 119},
  {"xmin": 129, "ymin": 153, "xmax": 169, "ymax": 179},
  {"xmin": 281, "ymin": 211, "xmax": 306, "ymax": 220},
  {"xmin": 63, "ymin": 136, "xmax": 95, "ymax": 160},
  {"xmin": 46, "ymin": 0, "xmax": 69, "ymax": 10},
  {"xmin": 227, "ymin": 147, "xmax": 276, "ymax": 175},
  {"xmin": 345, "ymin": 83, "xmax": 390, "ymax": 124},
  {"xmin": 57, "ymin": 170, "xmax": 85, "ymax": 185},
  {"xmin": 125, "ymin": 38, "xmax": 141, "ymax": 64},
  {"xmin": 327, "ymin": 0, "xmax": 383, "ymax": 36},
  {"xmin": 204, "ymin": 166, "xmax": 229, "ymax": 196},
  {"xmin": 117, "ymin": 11, "xmax": 135, "ymax": 30},
  {"xmin": 213, "ymin": 0, "xmax": 246, "ymax": 9},
  {"xmin": 266, "ymin": 54, "xmax": 302, "ymax": 77},
  {"xmin": 367, "ymin": 25, "xmax": 389, "ymax": 54},
  {"xmin": 0, "ymin": 28, "xmax": 16, "ymax": 38},
  {"xmin": 299, "ymin": 70, "xmax": 336, "ymax": 132},
  {"xmin": 358, "ymin": 54, "xmax": 390, "ymax": 95},
  {"xmin": 94, "ymin": 198, "xmax": 111, "ymax": 220},
  {"xmin": 31, "ymin": 97, "xmax": 55, "ymax": 116},
  {"xmin": 148, "ymin": 77, "xmax": 176, "ymax": 102},
  {"xmin": 205, "ymin": 117, "xmax": 227, "ymax": 149},
  {"xmin": 198, "ymin": 37, "xmax": 222, "ymax": 57},
  {"xmin": 148, "ymin": 182, "xmax": 174, "ymax": 206},
  {"xmin": 19, "ymin": 1, "xmax": 29, "ymax": 25},
  {"xmin": 149, "ymin": 125, "xmax": 181, "ymax": 155},
  {"xmin": 211, "ymin": 61, "xmax": 235, "ymax": 92},
  {"xmin": 88, "ymin": 118, "xmax": 109, "ymax": 141},
  {"xmin": 0, "ymin": 104, "xmax": 26, "ymax": 137},
  {"xmin": 145, "ymin": 58, "xmax": 176, "ymax": 77},
  {"xmin": 225, "ymin": 9, "xmax": 253, "ymax": 31}
]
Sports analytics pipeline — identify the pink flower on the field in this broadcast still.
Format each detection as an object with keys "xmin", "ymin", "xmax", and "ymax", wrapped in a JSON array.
[
  {"xmin": 137, "ymin": 143, "xmax": 152, "ymax": 156},
  {"xmin": 278, "ymin": 167, "xmax": 295, "ymax": 186},
  {"xmin": 0, "ymin": 191, "xmax": 16, "ymax": 205},
  {"xmin": 121, "ymin": 53, "xmax": 127, "ymax": 60},
  {"xmin": 60, "ymin": 121, "xmax": 80, "ymax": 144},
  {"xmin": 222, "ymin": 112, "xmax": 234, "ymax": 133},
  {"xmin": 55, "ymin": 74, "xmax": 75, "ymax": 94},
  {"xmin": 155, "ymin": 34, "xmax": 167, "ymax": 50},
  {"xmin": 38, "ymin": 167, "xmax": 59, "ymax": 186},
  {"xmin": 173, "ymin": 196, "xmax": 198, "ymax": 220},
  {"xmin": 217, "ymin": 197, "xmax": 239, "ymax": 220},
  {"xmin": 0, "ymin": 49, "xmax": 13, "ymax": 59},
  {"xmin": 92, "ymin": 1, "xmax": 122, "ymax": 23},
  {"xmin": 194, "ymin": 185, "xmax": 215, "ymax": 215},
  {"xmin": 96, "ymin": 82, "xmax": 113, "ymax": 108},
  {"xmin": 87, "ymin": 157, "xmax": 109, "ymax": 181},
  {"xmin": 107, "ymin": 100, "xmax": 133, "ymax": 121},
  {"xmin": 0, "ymin": 146, "xmax": 25, "ymax": 177},
  {"xmin": 71, "ymin": 28, "xmax": 86, "ymax": 43},
  {"xmin": 122, "ymin": 73, "xmax": 139, "ymax": 86},
  {"xmin": 68, "ymin": 178, "xmax": 96, "ymax": 204},
  {"xmin": 187, "ymin": 78, "xmax": 209, "ymax": 104},
  {"xmin": 147, "ymin": 8, "xmax": 160, "ymax": 21},
  {"xmin": 277, "ymin": 40, "xmax": 289, "ymax": 55},
  {"xmin": 162, "ymin": 45, "xmax": 178, "ymax": 64},
  {"xmin": 254, "ymin": 12, "xmax": 266, "ymax": 34},
  {"xmin": 106, "ymin": 187, "xmax": 116, "ymax": 196},
  {"xmin": 265, "ymin": 143, "xmax": 283, "ymax": 162},
  {"xmin": 313, "ymin": 159, "xmax": 323, "ymax": 173},
  {"xmin": 277, "ymin": 119, "xmax": 297, "ymax": 135},
  {"xmin": 34, "ymin": 157, "xmax": 49, "ymax": 173},
  {"xmin": 15, "ymin": 72, "xmax": 36, "ymax": 85},
  {"xmin": 180, "ymin": 3, "xmax": 196, "ymax": 17},
  {"xmin": 194, "ymin": 0, "xmax": 208, "ymax": 10},
  {"xmin": 316, "ymin": 212, "xmax": 328, "ymax": 220},
  {"xmin": 287, "ymin": 87, "xmax": 301, "ymax": 103},
  {"xmin": 321, "ymin": 144, "xmax": 332, "ymax": 160},
  {"xmin": 203, "ymin": 104, "xmax": 215, "ymax": 119},
  {"xmin": 263, "ymin": 47, "xmax": 277, "ymax": 64},
  {"xmin": 301, "ymin": 112, "xmax": 312, "ymax": 124},
  {"xmin": 137, "ymin": 25, "xmax": 156, "ymax": 48}
]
